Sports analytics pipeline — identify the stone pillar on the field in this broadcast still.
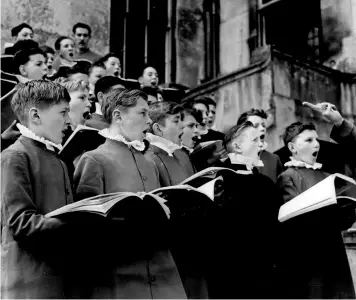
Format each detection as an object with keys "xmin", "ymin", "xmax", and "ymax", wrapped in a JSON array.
[
  {"xmin": 219, "ymin": 0, "xmax": 250, "ymax": 75},
  {"xmin": 175, "ymin": 0, "xmax": 205, "ymax": 88}
]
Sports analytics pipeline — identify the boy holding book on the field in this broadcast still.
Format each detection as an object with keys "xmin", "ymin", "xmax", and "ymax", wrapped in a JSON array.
[
  {"xmin": 145, "ymin": 101, "xmax": 195, "ymax": 186},
  {"xmin": 277, "ymin": 121, "xmax": 355, "ymax": 299},
  {"xmin": 206, "ymin": 121, "xmax": 282, "ymax": 299},
  {"xmin": 73, "ymin": 88, "xmax": 186, "ymax": 299},
  {"xmin": 1, "ymin": 80, "xmax": 75, "ymax": 298}
]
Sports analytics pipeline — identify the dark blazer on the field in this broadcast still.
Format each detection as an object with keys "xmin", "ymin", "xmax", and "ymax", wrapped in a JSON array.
[
  {"xmin": 1, "ymin": 136, "xmax": 74, "ymax": 298},
  {"xmin": 277, "ymin": 167, "xmax": 356, "ymax": 299},
  {"xmin": 207, "ymin": 161, "xmax": 283, "ymax": 299},
  {"xmin": 259, "ymin": 150, "xmax": 284, "ymax": 183},
  {"xmin": 145, "ymin": 145, "xmax": 193, "ymax": 187},
  {"xmin": 73, "ymin": 138, "xmax": 187, "ymax": 299}
]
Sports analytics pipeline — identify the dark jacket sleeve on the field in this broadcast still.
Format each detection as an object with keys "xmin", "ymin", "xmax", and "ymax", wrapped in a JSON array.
[
  {"xmin": 277, "ymin": 171, "xmax": 301, "ymax": 203},
  {"xmin": 330, "ymin": 120, "xmax": 356, "ymax": 148},
  {"xmin": 1, "ymin": 150, "xmax": 65, "ymax": 242},
  {"xmin": 74, "ymin": 153, "xmax": 104, "ymax": 200}
]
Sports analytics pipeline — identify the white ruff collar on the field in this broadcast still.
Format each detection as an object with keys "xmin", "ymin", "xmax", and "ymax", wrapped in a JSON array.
[
  {"xmin": 199, "ymin": 128, "xmax": 209, "ymax": 135},
  {"xmin": 181, "ymin": 145, "xmax": 194, "ymax": 154},
  {"xmin": 145, "ymin": 133, "xmax": 181, "ymax": 157},
  {"xmin": 99, "ymin": 128, "xmax": 146, "ymax": 151},
  {"xmin": 228, "ymin": 153, "xmax": 264, "ymax": 170},
  {"xmin": 17, "ymin": 123, "xmax": 63, "ymax": 152},
  {"xmin": 284, "ymin": 157, "xmax": 322, "ymax": 170}
]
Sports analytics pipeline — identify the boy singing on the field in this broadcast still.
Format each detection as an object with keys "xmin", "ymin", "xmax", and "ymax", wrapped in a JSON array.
[
  {"xmin": 1, "ymin": 80, "xmax": 74, "ymax": 298},
  {"xmin": 277, "ymin": 121, "xmax": 355, "ymax": 299}
]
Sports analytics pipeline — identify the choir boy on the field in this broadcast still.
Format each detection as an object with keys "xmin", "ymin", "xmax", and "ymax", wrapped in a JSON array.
[
  {"xmin": 145, "ymin": 101, "xmax": 193, "ymax": 186},
  {"xmin": 207, "ymin": 121, "xmax": 282, "ymax": 299},
  {"xmin": 277, "ymin": 121, "xmax": 355, "ymax": 299},
  {"xmin": 74, "ymin": 88, "xmax": 187, "ymax": 299},
  {"xmin": 237, "ymin": 108, "xmax": 283, "ymax": 183},
  {"xmin": 1, "ymin": 80, "xmax": 75, "ymax": 298}
]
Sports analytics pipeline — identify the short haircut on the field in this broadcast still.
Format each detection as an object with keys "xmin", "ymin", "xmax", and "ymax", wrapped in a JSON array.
[
  {"xmin": 88, "ymin": 59, "xmax": 106, "ymax": 75},
  {"xmin": 196, "ymin": 96, "xmax": 216, "ymax": 108},
  {"xmin": 102, "ymin": 88, "xmax": 147, "ymax": 124},
  {"xmin": 72, "ymin": 22, "xmax": 92, "ymax": 36},
  {"xmin": 11, "ymin": 23, "xmax": 33, "ymax": 37},
  {"xmin": 66, "ymin": 63, "xmax": 89, "ymax": 77},
  {"xmin": 54, "ymin": 77, "xmax": 89, "ymax": 93},
  {"xmin": 100, "ymin": 52, "xmax": 120, "ymax": 64},
  {"xmin": 185, "ymin": 97, "xmax": 210, "ymax": 111},
  {"xmin": 141, "ymin": 64, "xmax": 157, "ymax": 76},
  {"xmin": 94, "ymin": 76, "xmax": 127, "ymax": 98},
  {"xmin": 141, "ymin": 86, "xmax": 158, "ymax": 97},
  {"xmin": 11, "ymin": 80, "xmax": 70, "ymax": 124},
  {"xmin": 148, "ymin": 101, "xmax": 184, "ymax": 132},
  {"xmin": 5, "ymin": 39, "xmax": 39, "ymax": 55},
  {"xmin": 225, "ymin": 121, "xmax": 255, "ymax": 152},
  {"xmin": 54, "ymin": 36, "xmax": 73, "ymax": 51},
  {"xmin": 13, "ymin": 47, "xmax": 46, "ymax": 75},
  {"xmin": 282, "ymin": 122, "xmax": 316, "ymax": 146},
  {"xmin": 40, "ymin": 45, "xmax": 55, "ymax": 55},
  {"xmin": 182, "ymin": 108, "xmax": 202, "ymax": 124},
  {"xmin": 237, "ymin": 108, "xmax": 268, "ymax": 125}
]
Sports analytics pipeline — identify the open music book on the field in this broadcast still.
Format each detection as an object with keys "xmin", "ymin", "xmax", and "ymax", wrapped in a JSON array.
[
  {"xmin": 59, "ymin": 124, "xmax": 105, "ymax": 161},
  {"xmin": 278, "ymin": 173, "xmax": 356, "ymax": 222},
  {"xmin": 45, "ymin": 185, "xmax": 213, "ymax": 219}
]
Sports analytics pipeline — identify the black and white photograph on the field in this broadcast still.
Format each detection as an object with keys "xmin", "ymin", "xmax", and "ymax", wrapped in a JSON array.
[{"xmin": 1, "ymin": 0, "xmax": 356, "ymax": 298}]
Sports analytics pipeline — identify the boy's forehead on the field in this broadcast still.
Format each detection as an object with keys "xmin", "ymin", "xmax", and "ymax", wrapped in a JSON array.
[
  {"xmin": 194, "ymin": 103, "xmax": 207, "ymax": 111},
  {"xmin": 19, "ymin": 27, "xmax": 33, "ymax": 34},
  {"xmin": 184, "ymin": 114, "xmax": 197, "ymax": 123},
  {"xmin": 144, "ymin": 67, "xmax": 157, "ymax": 74},
  {"xmin": 29, "ymin": 53, "xmax": 45, "ymax": 62},
  {"xmin": 297, "ymin": 129, "xmax": 318, "ymax": 140},
  {"xmin": 247, "ymin": 115, "xmax": 265, "ymax": 124}
]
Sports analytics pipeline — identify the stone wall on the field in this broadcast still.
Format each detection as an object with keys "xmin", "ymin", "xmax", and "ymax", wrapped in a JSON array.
[
  {"xmin": 1, "ymin": 0, "xmax": 110, "ymax": 55},
  {"xmin": 176, "ymin": 0, "xmax": 205, "ymax": 88},
  {"xmin": 219, "ymin": 0, "xmax": 250, "ymax": 75}
]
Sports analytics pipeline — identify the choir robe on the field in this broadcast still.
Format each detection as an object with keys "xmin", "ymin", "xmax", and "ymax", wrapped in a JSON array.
[
  {"xmin": 145, "ymin": 144, "xmax": 209, "ymax": 298},
  {"xmin": 259, "ymin": 150, "xmax": 284, "ymax": 183},
  {"xmin": 277, "ymin": 167, "xmax": 356, "ymax": 299},
  {"xmin": 145, "ymin": 145, "xmax": 193, "ymax": 187},
  {"xmin": 207, "ymin": 161, "xmax": 283, "ymax": 299},
  {"xmin": 74, "ymin": 138, "xmax": 187, "ymax": 299},
  {"xmin": 174, "ymin": 148, "xmax": 196, "ymax": 177},
  {"xmin": 1, "ymin": 136, "xmax": 75, "ymax": 299}
]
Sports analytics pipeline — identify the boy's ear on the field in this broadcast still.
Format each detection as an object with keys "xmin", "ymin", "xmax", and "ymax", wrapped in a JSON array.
[
  {"xmin": 19, "ymin": 65, "xmax": 27, "ymax": 77},
  {"xmin": 138, "ymin": 76, "xmax": 143, "ymax": 85},
  {"xmin": 231, "ymin": 139, "xmax": 242, "ymax": 154},
  {"xmin": 152, "ymin": 123, "xmax": 163, "ymax": 136},
  {"xmin": 287, "ymin": 142, "xmax": 297, "ymax": 154},
  {"xmin": 97, "ymin": 92, "xmax": 104, "ymax": 105},
  {"xmin": 112, "ymin": 109, "xmax": 122, "ymax": 122},
  {"xmin": 28, "ymin": 107, "xmax": 41, "ymax": 124}
]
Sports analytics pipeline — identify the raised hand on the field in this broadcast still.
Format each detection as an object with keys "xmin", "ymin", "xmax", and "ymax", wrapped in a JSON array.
[{"xmin": 302, "ymin": 101, "xmax": 344, "ymax": 126}]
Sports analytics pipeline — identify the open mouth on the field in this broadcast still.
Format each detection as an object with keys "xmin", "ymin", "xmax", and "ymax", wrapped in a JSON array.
[
  {"xmin": 114, "ymin": 71, "xmax": 119, "ymax": 77},
  {"xmin": 69, "ymin": 52, "xmax": 74, "ymax": 57},
  {"xmin": 260, "ymin": 134, "xmax": 265, "ymax": 141},
  {"xmin": 151, "ymin": 80, "xmax": 157, "ymax": 86},
  {"xmin": 83, "ymin": 111, "xmax": 91, "ymax": 120},
  {"xmin": 178, "ymin": 132, "xmax": 184, "ymax": 140},
  {"xmin": 312, "ymin": 151, "xmax": 318, "ymax": 157},
  {"xmin": 48, "ymin": 65, "xmax": 52, "ymax": 70}
]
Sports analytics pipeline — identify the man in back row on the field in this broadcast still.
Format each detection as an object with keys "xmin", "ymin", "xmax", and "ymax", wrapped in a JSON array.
[{"xmin": 72, "ymin": 23, "xmax": 101, "ymax": 63}]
